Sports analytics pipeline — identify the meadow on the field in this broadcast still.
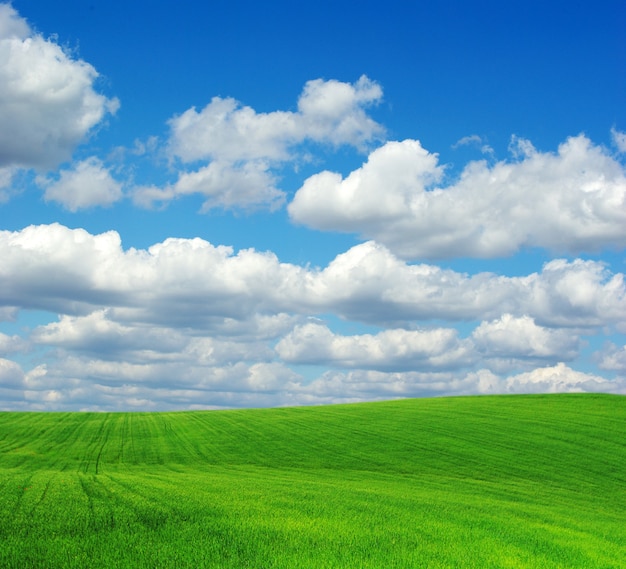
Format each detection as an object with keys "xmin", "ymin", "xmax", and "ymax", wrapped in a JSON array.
[{"xmin": 0, "ymin": 393, "xmax": 624, "ymax": 568}]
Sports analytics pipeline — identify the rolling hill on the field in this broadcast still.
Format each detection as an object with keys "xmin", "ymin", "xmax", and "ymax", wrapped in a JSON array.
[{"xmin": 0, "ymin": 393, "xmax": 624, "ymax": 568}]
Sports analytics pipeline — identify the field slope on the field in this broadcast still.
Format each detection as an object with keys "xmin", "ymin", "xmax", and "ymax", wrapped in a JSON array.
[{"xmin": 0, "ymin": 393, "xmax": 625, "ymax": 568}]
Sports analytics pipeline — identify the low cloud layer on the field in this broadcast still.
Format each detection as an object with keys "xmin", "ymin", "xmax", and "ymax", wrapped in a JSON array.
[
  {"xmin": 276, "ymin": 323, "xmax": 475, "ymax": 371},
  {"xmin": 0, "ymin": 224, "xmax": 624, "ymax": 410},
  {"xmin": 2, "ymin": 225, "xmax": 626, "ymax": 329}
]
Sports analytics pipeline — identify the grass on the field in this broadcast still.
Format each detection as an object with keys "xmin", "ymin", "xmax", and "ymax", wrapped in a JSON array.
[{"xmin": 0, "ymin": 393, "xmax": 624, "ymax": 567}]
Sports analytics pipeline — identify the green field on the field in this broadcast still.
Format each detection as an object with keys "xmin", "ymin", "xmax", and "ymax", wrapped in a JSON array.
[{"xmin": 0, "ymin": 394, "xmax": 624, "ymax": 568}]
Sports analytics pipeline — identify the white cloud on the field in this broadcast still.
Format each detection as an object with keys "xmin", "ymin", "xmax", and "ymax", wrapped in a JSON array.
[
  {"xmin": 295, "ymin": 75, "xmax": 384, "ymax": 148},
  {"xmin": 453, "ymin": 134, "xmax": 483, "ymax": 148},
  {"xmin": 292, "ymin": 363, "xmax": 626, "ymax": 405},
  {"xmin": 293, "ymin": 369, "xmax": 475, "ymax": 403},
  {"xmin": 0, "ymin": 357, "xmax": 24, "ymax": 389},
  {"xmin": 289, "ymin": 134, "xmax": 626, "ymax": 259},
  {"xmin": 494, "ymin": 363, "xmax": 626, "ymax": 394},
  {"xmin": 0, "ymin": 4, "xmax": 28, "ymax": 37},
  {"xmin": 1, "ymin": 224, "xmax": 625, "ymax": 409},
  {"xmin": 32, "ymin": 309, "xmax": 277, "ymax": 366},
  {"xmin": 135, "ymin": 76, "xmax": 383, "ymax": 211},
  {"xmin": 37, "ymin": 157, "xmax": 123, "ymax": 210},
  {"xmin": 472, "ymin": 314, "xmax": 580, "ymax": 360},
  {"xmin": 595, "ymin": 342, "xmax": 626, "ymax": 372},
  {"xmin": 6, "ymin": 353, "xmax": 625, "ymax": 410},
  {"xmin": 0, "ymin": 165, "xmax": 17, "ymax": 202},
  {"xmin": 612, "ymin": 128, "xmax": 626, "ymax": 154},
  {"xmin": 452, "ymin": 134, "xmax": 494, "ymax": 156},
  {"xmin": 300, "ymin": 241, "xmax": 626, "ymax": 328},
  {"xmin": 276, "ymin": 322, "xmax": 474, "ymax": 371},
  {"xmin": 133, "ymin": 159, "xmax": 283, "ymax": 212},
  {"xmin": 18, "ymin": 356, "xmax": 302, "ymax": 411},
  {"xmin": 168, "ymin": 75, "xmax": 383, "ymax": 164},
  {"xmin": 1, "ymin": 225, "xmax": 625, "ymax": 331},
  {"xmin": 0, "ymin": 223, "xmax": 310, "ymax": 327},
  {"xmin": 0, "ymin": 331, "xmax": 28, "ymax": 354},
  {"xmin": 0, "ymin": 4, "xmax": 119, "ymax": 169}
]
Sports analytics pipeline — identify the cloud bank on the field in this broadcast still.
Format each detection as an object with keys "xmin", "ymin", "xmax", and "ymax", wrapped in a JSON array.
[
  {"xmin": 0, "ymin": 224, "xmax": 624, "ymax": 410},
  {"xmin": 289, "ymin": 135, "xmax": 626, "ymax": 259}
]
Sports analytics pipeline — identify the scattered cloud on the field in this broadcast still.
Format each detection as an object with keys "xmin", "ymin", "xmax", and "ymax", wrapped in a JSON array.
[
  {"xmin": 490, "ymin": 362, "xmax": 626, "ymax": 394},
  {"xmin": 37, "ymin": 157, "xmax": 123, "ymax": 210},
  {"xmin": 452, "ymin": 134, "xmax": 494, "ymax": 156},
  {"xmin": 276, "ymin": 322, "xmax": 475, "ymax": 371},
  {"xmin": 289, "ymin": 134, "xmax": 626, "ymax": 259},
  {"xmin": 595, "ymin": 342, "xmax": 626, "ymax": 372},
  {"xmin": 612, "ymin": 128, "xmax": 626, "ymax": 154},
  {"xmin": 133, "ymin": 159, "xmax": 283, "ymax": 212},
  {"xmin": 0, "ymin": 332, "xmax": 28, "ymax": 355},
  {"xmin": 0, "ymin": 357, "xmax": 24, "ymax": 390},
  {"xmin": 0, "ymin": 4, "xmax": 119, "ymax": 170},
  {"xmin": 0, "ymin": 1, "xmax": 623, "ymax": 411},
  {"xmin": 472, "ymin": 314, "xmax": 580, "ymax": 359},
  {"xmin": 471, "ymin": 314, "xmax": 581, "ymax": 373},
  {"xmin": 168, "ymin": 75, "xmax": 383, "ymax": 163},
  {"xmin": 134, "ymin": 76, "xmax": 383, "ymax": 211}
]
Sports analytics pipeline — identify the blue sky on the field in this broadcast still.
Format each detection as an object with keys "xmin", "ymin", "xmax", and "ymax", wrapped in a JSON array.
[{"xmin": 1, "ymin": 0, "xmax": 625, "ymax": 410}]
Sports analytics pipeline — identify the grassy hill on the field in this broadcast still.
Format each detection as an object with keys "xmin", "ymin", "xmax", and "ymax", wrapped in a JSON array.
[{"xmin": 0, "ymin": 393, "xmax": 624, "ymax": 568}]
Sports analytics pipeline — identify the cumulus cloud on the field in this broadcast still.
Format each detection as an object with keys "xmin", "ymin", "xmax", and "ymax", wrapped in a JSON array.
[
  {"xmin": 289, "ymin": 134, "xmax": 626, "ymax": 259},
  {"xmin": 0, "ymin": 4, "xmax": 119, "ymax": 169},
  {"xmin": 472, "ymin": 314, "xmax": 580, "ymax": 360},
  {"xmin": 492, "ymin": 363, "xmax": 626, "ymax": 394},
  {"xmin": 168, "ymin": 75, "xmax": 383, "ymax": 163},
  {"xmin": 135, "ymin": 76, "xmax": 383, "ymax": 211},
  {"xmin": 0, "ymin": 223, "xmax": 308, "ymax": 325},
  {"xmin": 37, "ymin": 157, "xmax": 123, "ymax": 210},
  {"xmin": 1, "ymin": 224, "xmax": 625, "ymax": 409},
  {"xmin": 7, "ymin": 353, "xmax": 625, "ymax": 411},
  {"xmin": 612, "ymin": 128, "xmax": 626, "ymax": 154},
  {"xmin": 276, "ymin": 322, "xmax": 474, "ymax": 371},
  {"xmin": 32, "ymin": 310, "xmax": 277, "ymax": 366},
  {"xmin": 17, "ymin": 356, "xmax": 303, "ymax": 411},
  {"xmin": 595, "ymin": 342, "xmax": 626, "ymax": 372},
  {"xmin": 293, "ymin": 363, "xmax": 626, "ymax": 405},
  {"xmin": 0, "ymin": 331, "xmax": 28, "ymax": 355},
  {"xmin": 1, "ymin": 225, "xmax": 626, "ymax": 330},
  {"xmin": 301, "ymin": 241, "xmax": 626, "ymax": 328},
  {"xmin": 133, "ymin": 159, "xmax": 283, "ymax": 212},
  {"xmin": 0, "ymin": 357, "xmax": 25, "ymax": 389}
]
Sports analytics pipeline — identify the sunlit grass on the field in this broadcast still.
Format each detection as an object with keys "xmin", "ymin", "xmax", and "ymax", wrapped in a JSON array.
[{"xmin": 0, "ymin": 394, "xmax": 624, "ymax": 567}]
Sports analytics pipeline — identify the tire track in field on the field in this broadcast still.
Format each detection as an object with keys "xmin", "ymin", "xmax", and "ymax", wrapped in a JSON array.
[
  {"xmin": 78, "ymin": 475, "xmax": 100, "ymax": 531},
  {"xmin": 158, "ymin": 414, "xmax": 209, "ymax": 465},
  {"xmin": 25, "ymin": 474, "xmax": 60, "ymax": 520},
  {"xmin": 77, "ymin": 475, "xmax": 118, "ymax": 531},
  {"xmin": 102, "ymin": 474, "xmax": 176, "ymax": 530},
  {"xmin": 94, "ymin": 418, "xmax": 112, "ymax": 475},
  {"xmin": 79, "ymin": 414, "xmax": 112, "ymax": 475},
  {"xmin": 7, "ymin": 473, "xmax": 35, "ymax": 519}
]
